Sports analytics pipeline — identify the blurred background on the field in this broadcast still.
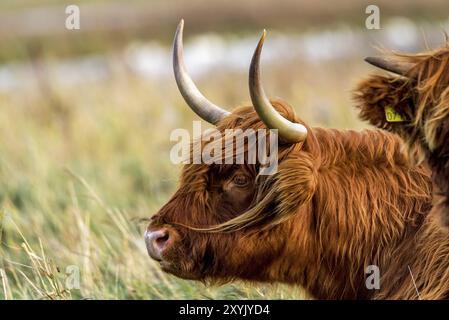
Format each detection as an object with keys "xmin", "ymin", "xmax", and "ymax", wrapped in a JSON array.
[{"xmin": 1, "ymin": 0, "xmax": 449, "ymax": 299}]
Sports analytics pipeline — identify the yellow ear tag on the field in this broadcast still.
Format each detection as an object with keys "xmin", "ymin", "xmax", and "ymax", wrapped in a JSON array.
[{"xmin": 384, "ymin": 106, "xmax": 405, "ymax": 122}]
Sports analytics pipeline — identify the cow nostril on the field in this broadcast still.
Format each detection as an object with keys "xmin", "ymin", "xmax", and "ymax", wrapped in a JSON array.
[
  {"xmin": 154, "ymin": 231, "xmax": 170, "ymax": 248},
  {"xmin": 145, "ymin": 228, "xmax": 172, "ymax": 260}
]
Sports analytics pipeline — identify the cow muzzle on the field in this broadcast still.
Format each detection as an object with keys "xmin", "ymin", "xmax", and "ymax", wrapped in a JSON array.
[{"xmin": 144, "ymin": 227, "xmax": 173, "ymax": 261}]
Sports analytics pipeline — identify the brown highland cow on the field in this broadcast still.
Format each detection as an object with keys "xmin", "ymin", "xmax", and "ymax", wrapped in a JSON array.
[{"xmin": 145, "ymin": 21, "xmax": 449, "ymax": 299}]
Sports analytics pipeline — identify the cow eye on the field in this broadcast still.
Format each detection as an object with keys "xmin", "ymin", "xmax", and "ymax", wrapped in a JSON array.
[{"xmin": 232, "ymin": 174, "xmax": 249, "ymax": 187}]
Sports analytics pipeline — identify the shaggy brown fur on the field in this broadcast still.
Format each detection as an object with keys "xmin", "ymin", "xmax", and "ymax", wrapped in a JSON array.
[
  {"xmin": 147, "ymin": 100, "xmax": 443, "ymax": 299},
  {"xmin": 353, "ymin": 44, "xmax": 449, "ymax": 227}
]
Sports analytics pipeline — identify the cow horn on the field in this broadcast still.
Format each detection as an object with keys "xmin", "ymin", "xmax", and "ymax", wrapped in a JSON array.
[
  {"xmin": 173, "ymin": 19, "xmax": 230, "ymax": 125},
  {"xmin": 364, "ymin": 57, "xmax": 414, "ymax": 77},
  {"xmin": 249, "ymin": 30, "xmax": 308, "ymax": 143}
]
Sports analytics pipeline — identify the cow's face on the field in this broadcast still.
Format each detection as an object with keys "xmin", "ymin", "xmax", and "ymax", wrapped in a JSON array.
[
  {"xmin": 145, "ymin": 163, "xmax": 265, "ymax": 280},
  {"xmin": 145, "ymin": 105, "xmax": 316, "ymax": 281},
  {"xmin": 144, "ymin": 20, "xmax": 317, "ymax": 281},
  {"xmin": 145, "ymin": 163, "xmax": 256, "ymax": 280}
]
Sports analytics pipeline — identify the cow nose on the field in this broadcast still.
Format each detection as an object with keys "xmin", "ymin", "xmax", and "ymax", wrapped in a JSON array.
[{"xmin": 145, "ymin": 228, "xmax": 172, "ymax": 261}]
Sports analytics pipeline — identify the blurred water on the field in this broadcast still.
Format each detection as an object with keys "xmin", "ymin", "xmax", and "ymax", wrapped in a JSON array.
[{"xmin": 1, "ymin": 17, "xmax": 449, "ymax": 93}]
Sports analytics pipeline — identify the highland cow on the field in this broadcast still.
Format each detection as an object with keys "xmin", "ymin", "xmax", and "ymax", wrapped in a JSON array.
[
  {"xmin": 355, "ymin": 45, "xmax": 449, "ymax": 228},
  {"xmin": 145, "ymin": 21, "xmax": 449, "ymax": 299}
]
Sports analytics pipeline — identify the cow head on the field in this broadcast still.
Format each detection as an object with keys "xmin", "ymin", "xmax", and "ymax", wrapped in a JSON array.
[
  {"xmin": 145, "ymin": 21, "xmax": 318, "ymax": 282},
  {"xmin": 353, "ymin": 44, "xmax": 449, "ymax": 226}
]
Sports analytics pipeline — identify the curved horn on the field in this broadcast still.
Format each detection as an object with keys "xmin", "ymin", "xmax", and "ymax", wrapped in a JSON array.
[
  {"xmin": 249, "ymin": 30, "xmax": 308, "ymax": 143},
  {"xmin": 364, "ymin": 57, "xmax": 414, "ymax": 77},
  {"xmin": 173, "ymin": 19, "xmax": 230, "ymax": 125}
]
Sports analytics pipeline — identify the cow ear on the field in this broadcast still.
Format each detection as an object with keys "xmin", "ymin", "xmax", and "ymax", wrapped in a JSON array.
[{"xmin": 352, "ymin": 75, "xmax": 415, "ymax": 139}]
